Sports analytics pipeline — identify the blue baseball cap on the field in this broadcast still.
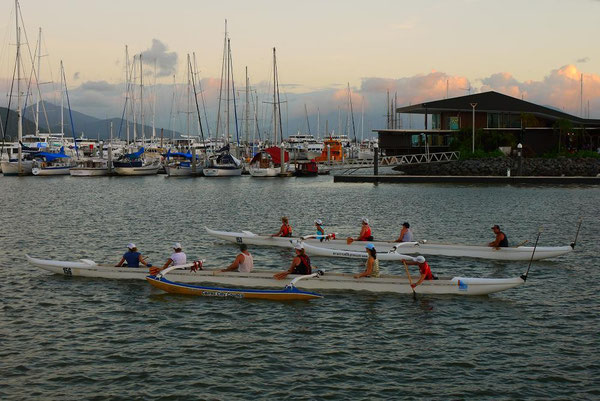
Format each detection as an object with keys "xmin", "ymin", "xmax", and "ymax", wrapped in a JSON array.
[{"xmin": 365, "ymin": 243, "xmax": 375, "ymax": 250}]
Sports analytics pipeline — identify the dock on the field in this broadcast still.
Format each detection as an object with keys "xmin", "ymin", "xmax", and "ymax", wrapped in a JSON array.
[{"xmin": 333, "ymin": 175, "xmax": 600, "ymax": 185}]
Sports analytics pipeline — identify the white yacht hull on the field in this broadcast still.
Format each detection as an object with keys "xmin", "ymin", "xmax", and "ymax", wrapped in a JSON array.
[
  {"xmin": 1, "ymin": 160, "xmax": 34, "ymax": 175},
  {"xmin": 114, "ymin": 164, "xmax": 160, "ymax": 176},
  {"xmin": 69, "ymin": 168, "xmax": 109, "ymax": 177},
  {"xmin": 204, "ymin": 167, "xmax": 242, "ymax": 177},
  {"xmin": 32, "ymin": 166, "xmax": 71, "ymax": 176},
  {"xmin": 249, "ymin": 167, "xmax": 280, "ymax": 177}
]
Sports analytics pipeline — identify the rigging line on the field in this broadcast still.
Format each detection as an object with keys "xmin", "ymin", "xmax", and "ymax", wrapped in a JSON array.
[
  {"xmin": 62, "ymin": 64, "xmax": 78, "ymax": 158},
  {"xmin": 215, "ymin": 20, "xmax": 228, "ymax": 139},
  {"xmin": 275, "ymin": 58, "xmax": 283, "ymax": 143},
  {"xmin": 188, "ymin": 56, "xmax": 206, "ymax": 144},
  {"xmin": 193, "ymin": 53, "xmax": 211, "ymax": 138},
  {"xmin": 349, "ymin": 84, "xmax": 357, "ymax": 143},
  {"xmin": 228, "ymin": 41, "xmax": 240, "ymax": 145},
  {"xmin": 116, "ymin": 58, "xmax": 135, "ymax": 140},
  {"xmin": 2, "ymin": 52, "xmax": 18, "ymax": 149}
]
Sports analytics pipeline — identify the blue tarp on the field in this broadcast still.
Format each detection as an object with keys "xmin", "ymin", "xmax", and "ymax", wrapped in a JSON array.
[
  {"xmin": 123, "ymin": 147, "xmax": 145, "ymax": 160},
  {"xmin": 34, "ymin": 151, "xmax": 70, "ymax": 162}
]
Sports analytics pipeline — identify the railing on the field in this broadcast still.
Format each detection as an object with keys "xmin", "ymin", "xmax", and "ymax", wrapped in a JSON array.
[{"xmin": 321, "ymin": 151, "xmax": 460, "ymax": 172}]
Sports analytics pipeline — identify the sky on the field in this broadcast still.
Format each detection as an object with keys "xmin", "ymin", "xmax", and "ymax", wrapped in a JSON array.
[{"xmin": 1, "ymin": 0, "xmax": 600, "ymax": 137}]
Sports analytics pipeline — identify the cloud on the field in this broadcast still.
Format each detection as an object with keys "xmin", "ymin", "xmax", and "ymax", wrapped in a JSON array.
[
  {"xmin": 140, "ymin": 39, "xmax": 178, "ymax": 77},
  {"xmin": 577, "ymin": 57, "xmax": 590, "ymax": 63},
  {"xmin": 480, "ymin": 65, "xmax": 600, "ymax": 115}
]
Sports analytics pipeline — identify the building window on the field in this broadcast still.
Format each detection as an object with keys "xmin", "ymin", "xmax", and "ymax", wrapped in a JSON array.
[{"xmin": 432, "ymin": 114, "xmax": 441, "ymax": 129}]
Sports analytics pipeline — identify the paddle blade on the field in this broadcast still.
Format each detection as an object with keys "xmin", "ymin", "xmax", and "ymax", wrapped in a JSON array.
[{"xmin": 346, "ymin": 237, "xmax": 354, "ymax": 245}]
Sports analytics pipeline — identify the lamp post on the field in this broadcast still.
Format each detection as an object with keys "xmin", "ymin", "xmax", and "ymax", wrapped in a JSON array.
[
  {"xmin": 517, "ymin": 143, "xmax": 523, "ymax": 176},
  {"xmin": 470, "ymin": 103, "xmax": 477, "ymax": 153}
]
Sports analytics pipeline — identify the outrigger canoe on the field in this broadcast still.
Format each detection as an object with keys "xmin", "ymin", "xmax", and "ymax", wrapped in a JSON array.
[
  {"xmin": 206, "ymin": 227, "xmax": 574, "ymax": 261},
  {"xmin": 146, "ymin": 265, "xmax": 323, "ymax": 301},
  {"xmin": 27, "ymin": 254, "xmax": 525, "ymax": 295},
  {"xmin": 302, "ymin": 242, "xmax": 414, "ymax": 261}
]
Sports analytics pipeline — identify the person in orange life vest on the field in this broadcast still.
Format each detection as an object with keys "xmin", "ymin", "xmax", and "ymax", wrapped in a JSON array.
[
  {"xmin": 404, "ymin": 255, "xmax": 436, "ymax": 288},
  {"xmin": 271, "ymin": 216, "xmax": 293, "ymax": 237},
  {"xmin": 355, "ymin": 217, "xmax": 373, "ymax": 241},
  {"xmin": 273, "ymin": 243, "xmax": 314, "ymax": 280}
]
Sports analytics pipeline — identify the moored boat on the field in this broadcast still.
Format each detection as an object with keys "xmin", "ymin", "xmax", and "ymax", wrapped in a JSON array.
[
  {"xmin": 302, "ymin": 242, "xmax": 415, "ymax": 261},
  {"xmin": 205, "ymin": 227, "xmax": 574, "ymax": 261},
  {"xmin": 69, "ymin": 158, "xmax": 109, "ymax": 176},
  {"xmin": 27, "ymin": 254, "xmax": 525, "ymax": 295}
]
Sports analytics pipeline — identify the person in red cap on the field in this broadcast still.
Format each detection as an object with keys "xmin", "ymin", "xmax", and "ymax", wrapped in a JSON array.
[{"xmin": 488, "ymin": 225, "xmax": 509, "ymax": 249}]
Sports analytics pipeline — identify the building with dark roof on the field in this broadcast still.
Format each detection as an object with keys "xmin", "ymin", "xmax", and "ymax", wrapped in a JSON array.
[{"xmin": 375, "ymin": 91, "xmax": 600, "ymax": 156}]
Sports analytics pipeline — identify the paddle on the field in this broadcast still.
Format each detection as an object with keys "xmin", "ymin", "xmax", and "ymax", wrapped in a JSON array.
[
  {"xmin": 515, "ymin": 240, "xmax": 529, "ymax": 247},
  {"xmin": 151, "ymin": 259, "xmax": 206, "ymax": 278},
  {"xmin": 521, "ymin": 229, "xmax": 541, "ymax": 282},
  {"xmin": 346, "ymin": 237, "xmax": 354, "ymax": 245},
  {"xmin": 571, "ymin": 217, "xmax": 583, "ymax": 249},
  {"xmin": 402, "ymin": 259, "xmax": 417, "ymax": 300}
]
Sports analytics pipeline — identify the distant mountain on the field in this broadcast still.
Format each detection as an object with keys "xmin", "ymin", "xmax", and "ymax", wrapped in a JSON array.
[
  {"xmin": 20, "ymin": 101, "xmax": 184, "ymax": 140},
  {"xmin": 0, "ymin": 107, "xmax": 44, "ymax": 140}
]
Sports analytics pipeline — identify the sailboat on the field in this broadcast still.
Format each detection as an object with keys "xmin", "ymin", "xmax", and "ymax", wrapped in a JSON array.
[
  {"xmin": 249, "ymin": 48, "xmax": 289, "ymax": 177},
  {"xmin": 1, "ymin": 1, "xmax": 33, "ymax": 176},
  {"xmin": 113, "ymin": 147, "xmax": 160, "ymax": 176},
  {"xmin": 204, "ymin": 22, "xmax": 242, "ymax": 177},
  {"xmin": 31, "ymin": 146, "xmax": 73, "ymax": 175}
]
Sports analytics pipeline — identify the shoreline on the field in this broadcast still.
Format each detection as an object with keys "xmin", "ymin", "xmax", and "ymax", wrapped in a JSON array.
[{"xmin": 334, "ymin": 175, "xmax": 600, "ymax": 185}]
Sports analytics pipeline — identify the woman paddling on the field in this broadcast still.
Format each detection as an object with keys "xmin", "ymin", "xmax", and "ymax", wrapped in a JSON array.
[
  {"xmin": 354, "ymin": 243, "xmax": 380, "ymax": 279},
  {"xmin": 404, "ymin": 256, "xmax": 436, "ymax": 288},
  {"xmin": 272, "ymin": 216, "xmax": 293, "ymax": 237},
  {"xmin": 349, "ymin": 218, "xmax": 373, "ymax": 242},
  {"xmin": 115, "ymin": 243, "xmax": 150, "ymax": 268},
  {"xmin": 395, "ymin": 222, "xmax": 413, "ymax": 242},
  {"xmin": 315, "ymin": 219, "xmax": 325, "ymax": 241},
  {"xmin": 273, "ymin": 243, "xmax": 314, "ymax": 280}
]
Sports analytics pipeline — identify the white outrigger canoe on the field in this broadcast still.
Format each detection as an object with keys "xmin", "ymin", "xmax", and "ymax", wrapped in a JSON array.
[
  {"xmin": 302, "ymin": 242, "xmax": 415, "ymax": 261},
  {"xmin": 206, "ymin": 227, "xmax": 574, "ymax": 261},
  {"xmin": 26, "ymin": 254, "xmax": 525, "ymax": 295}
]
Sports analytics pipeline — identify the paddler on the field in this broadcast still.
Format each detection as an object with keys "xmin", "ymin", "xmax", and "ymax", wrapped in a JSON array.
[
  {"xmin": 404, "ymin": 256, "xmax": 436, "ymax": 288},
  {"xmin": 395, "ymin": 222, "xmax": 413, "ymax": 242},
  {"xmin": 353, "ymin": 217, "xmax": 373, "ymax": 241},
  {"xmin": 115, "ymin": 243, "xmax": 151, "ymax": 268},
  {"xmin": 273, "ymin": 243, "xmax": 314, "ymax": 280},
  {"xmin": 354, "ymin": 243, "xmax": 380, "ymax": 278},
  {"xmin": 488, "ymin": 225, "xmax": 509, "ymax": 249},
  {"xmin": 157, "ymin": 243, "xmax": 187, "ymax": 272},
  {"xmin": 221, "ymin": 244, "xmax": 254, "ymax": 273},
  {"xmin": 315, "ymin": 219, "xmax": 325, "ymax": 241},
  {"xmin": 271, "ymin": 216, "xmax": 293, "ymax": 237}
]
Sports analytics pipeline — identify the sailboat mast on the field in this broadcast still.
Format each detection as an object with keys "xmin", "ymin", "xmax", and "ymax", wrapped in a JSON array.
[
  {"xmin": 152, "ymin": 58, "xmax": 157, "ymax": 144},
  {"xmin": 140, "ymin": 54, "xmax": 144, "ymax": 145},
  {"xmin": 245, "ymin": 66, "xmax": 249, "ymax": 145},
  {"xmin": 187, "ymin": 53, "xmax": 191, "ymax": 148},
  {"xmin": 304, "ymin": 104, "xmax": 311, "ymax": 135},
  {"xmin": 35, "ymin": 27, "xmax": 41, "ymax": 134},
  {"xmin": 272, "ymin": 47, "xmax": 277, "ymax": 145},
  {"xmin": 226, "ymin": 39, "xmax": 230, "ymax": 144},
  {"xmin": 60, "ymin": 60, "xmax": 64, "ymax": 135},
  {"xmin": 16, "ymin": 0, "xmax": 22, "ymax": 173},
  {"xmin": 125, "ymin": 45, "xmax": 130, "ymax": 145},
  {"xmin": 317, "ymin": 107, "xmax": 320, "ymax": 140},
  {"xmin": 132, "ymin": 55, "xmax": 137, "ymax": 147}
]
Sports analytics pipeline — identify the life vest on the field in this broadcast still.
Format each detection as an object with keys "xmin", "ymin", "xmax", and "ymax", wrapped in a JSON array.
[
  {"xmin": 358, "ymin": 226, "xmax": 372, "ymax": 241},
  {"xmin": 419, "ymin": 262, "xmax": 434, "ymax": 280},
  {"xmin": 293, "ymin": 254, "xmax": 311, "ymax": 275},
  {"xmin": 498, "ymin": 232, "xmax": 509, "ymax": 247},
  {"xmin": 281, "ymin": 224, "xmax": 292, "ymax": 237}
]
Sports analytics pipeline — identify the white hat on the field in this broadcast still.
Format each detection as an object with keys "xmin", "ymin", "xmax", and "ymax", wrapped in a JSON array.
[
  {"xmin": 294, "ymin": 243, "xmax": 304, "ymax": 250},
  {"xmin": 173, "ymin": 242, "xmax": 182, "ymax": 250},
  {"xmin": 127, "ymin": 243, "xmax": 136, "ymax": 249},
  {"xmin": 415, "ymin": 256, "xmax": 426, "ymax": 263},
  {"xmin": 362, "ymin": 217, "xmax": 369, "ymax": 224},
  {"xmin": 314, "ymin": 219, "xmax": 323, "ymax": 225}
]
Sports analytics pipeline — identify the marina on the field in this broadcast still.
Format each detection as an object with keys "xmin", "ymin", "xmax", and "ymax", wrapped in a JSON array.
[{"xmin": 2, "ymin": 0, "xmax": 600, "ymax": 399}]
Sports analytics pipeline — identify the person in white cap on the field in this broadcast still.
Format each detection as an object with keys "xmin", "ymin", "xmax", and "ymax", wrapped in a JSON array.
[
  {"xmin": 348, "ymin": 217, "xmax": 373, "ymax": 243},
  {"xmin": 160, "ymin": 243, "xmax": 187, "ymax": 272},
  {"xmin": 273, "ymin": 243, "xmax": 314, "ymax": 280},
  {"xmin": 315, "ymin": 219, "xmax": 325, "ymax": 241},
  {"xmin": 115, "ymin": 243, "xmax": 150, "ymax": 268},
  {"xmin": 404, "ymin": 255, "xmax": 436, "ymax": 288}
]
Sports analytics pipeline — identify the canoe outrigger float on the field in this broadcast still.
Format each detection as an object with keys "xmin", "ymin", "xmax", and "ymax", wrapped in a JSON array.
[
  {"xmin": 26, "ymin": 254, "xmax": 525, "ymax": 295},
  {"xmin": 146, "ymin": 265, "xmax": 323, "ymax": 301},
  {"xmin": 206, "ymin": 227, "xmax": 575, "ymax": 261}
]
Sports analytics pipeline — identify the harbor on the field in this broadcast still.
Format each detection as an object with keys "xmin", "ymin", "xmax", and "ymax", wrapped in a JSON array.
[{"xmin": 2, "ymin": 0, "xmax": 600, "ymax": 399}]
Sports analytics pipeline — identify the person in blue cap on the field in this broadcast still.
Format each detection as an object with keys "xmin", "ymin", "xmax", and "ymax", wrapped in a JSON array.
[{"xmin": 354, "ymin": 243, "xmax": 380, "ymax": 278}]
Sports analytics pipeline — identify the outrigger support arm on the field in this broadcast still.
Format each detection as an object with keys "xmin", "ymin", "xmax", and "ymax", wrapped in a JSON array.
[
  {"xmin": 287, "ymin": 270, "xmax": 324, "ymax": 289},
  {"xmin": 155, "ymin": 260, "xmax": 206, "ymax": 279}
]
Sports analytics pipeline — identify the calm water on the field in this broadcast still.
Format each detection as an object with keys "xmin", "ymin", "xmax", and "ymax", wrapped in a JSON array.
[{"xmin": 1, "ymin": 175, "xmax": 598, "ymax": 400}]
